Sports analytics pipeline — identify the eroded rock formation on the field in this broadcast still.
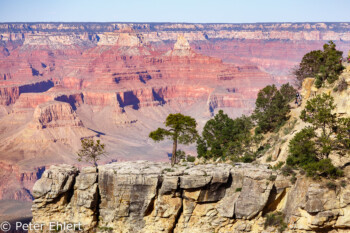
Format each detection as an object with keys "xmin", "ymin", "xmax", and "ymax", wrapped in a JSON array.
[
  {"xmin": 31, "ymin": 162, "xmax": 350, "ymax": 233},
  {"xmin": 1, "ymin": 22, "xmax": 350, "ymax": 205}
]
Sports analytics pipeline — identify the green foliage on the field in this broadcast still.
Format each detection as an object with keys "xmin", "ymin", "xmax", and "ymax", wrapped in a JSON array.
[
  {"xmin": 197, "ymin": 110, "xmax": 253, "ymax": 160},
  {"xmin": 280, "ymin": 83, "xmax": 298, "ymax": 102},
  {"xmin": 149, "ymin": 113, "xmax": 198, "ymax": 166},
  {"xmin": 98, "ymin": 226, "xmax": 114, "ymax": 232},
  {"xmin": 287, "ymin": 127, "xmax": 317, "ymax": 165},
  {"xmin": 272, "ymin": 161, "xmax": 285, "ymax": 171},
  {"xmin": 290, "ymin": 175, "xmax": 297, "ymax": 184},
  {"xmin": 293, "ymin": 41, "xmax": 344, "ymax": 88},
  {"xmin": 334, "ymin": 78, "xmax": 348, "ymax": 92},
  {"xmin": 266, "ymin": 155, "xmax": 272, "ymax": 162},
  {"xmin": 255, "ymin": 143, "xmax": 271, "ymax": 156},
  {"xmin": 300, "ymin": 94, "xmax": 337, "ymax": 158},
  {"xmin": 269, "ymin": 175, "xmax": 277, "ymax": 181},
  {"xmin": 253, "ymin": 84, "xmax": 296, "ymax": 133},
  {"xmin": 336, "ymin": 117, "xmax": 350, "ymax": 151},
  {"xmin": 163, "ymin": 168, "xmax": 175, "ymax": 173},
  {"xmin": 186, "ymin": 155, "xmax": 196, "ymax": 162},
  {"xmin": 149, "ymin": 114, "xmax": 198, "ymax": 144},
  {"xmin": 77, "ymin": 138, "xmax": 107, "ymax": 167},
  {"xmin": 176, "ymin": 150, "xmax": 186, "ymax": 161},
  {"xmin": 293, "ymin": 50, "xmax": 323, "ymax": 87},
  {"xmin": 235, "ymin": 187, "xmax": 242, "ymax": 192},
  {"xmin": 281, "ymin": 165, "xmax": 296, "ymax": 177},
  {"xmin": 298, "ymin": 94, "xmax": 350, "ymax": 161},
  {"xmin": 264, "ymin": 212, "xmax": 287, "ymax": 232},
  {"xmin": 287, "ymin": 128, "xmax": 343, "ymax": 178},
  {"xmin": 326, "ymin": 181, "xmax": 337, "ymax": 190},
  {"xmin": 341, "ymin": 180, "xmax": 347, "ymax": 188}
]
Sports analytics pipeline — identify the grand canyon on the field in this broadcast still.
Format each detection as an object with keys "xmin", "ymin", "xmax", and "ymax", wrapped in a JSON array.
[{"xmin": 1, "ymin": 22, "xmax": 350, "ymax": 218}]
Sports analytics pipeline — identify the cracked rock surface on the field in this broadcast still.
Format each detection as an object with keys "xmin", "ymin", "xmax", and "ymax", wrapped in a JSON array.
[{"xmin": 31, "ymin": 161, "xmax": 350, "ymax": 233}]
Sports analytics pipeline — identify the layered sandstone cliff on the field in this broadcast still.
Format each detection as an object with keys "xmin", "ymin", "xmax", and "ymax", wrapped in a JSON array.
[
  {"xmin": 0, "ymin": 22, "xmax": 349, "ymax": 208},
  {"xmin": 31, "ymin": 161, "xmax": 350, "ymax": 233}
]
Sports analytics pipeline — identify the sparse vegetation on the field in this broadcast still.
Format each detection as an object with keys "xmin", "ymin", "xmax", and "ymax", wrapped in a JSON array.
[
  {"xmin": 290, "ymin": 175, "xmax": 297, "ymax": 184},
  {"xmin": 280, "ymin": 165, "xmax": 295, "ymax": 177},
  {"xmin": 272, "ymin": 161, "xmax": 285, "ymax": 171},
  {"xmin": 334, "ymin": 78, "xmax": 348, "ymax": 92},
  {"xmin": 326, "ymin": 181, "xmax": 337, "ymax": 190},
  {"xmin": 197, "ymin": 110, "xmax": 253, "ymax": 161},
  {"xmin": 77, "ymin": 138, "xmax": 107, "ymax": 167},
  {"xmin": 264, "ymin": 212, "xmax": 287, "ymax": 232},
  {"xmin": 293, "ymin": 41, "xmax": 344, "ymax": 88},
  {"xmin": 98, "ymin": 226, "xmax": 114, "ymax": 232},
  {"xmin": 341, "ymin": 180, "xmax": 347, "ymax": 188},
  {"xmin": 268, "ymin": 175, "xmax": 277, "ymax": 181},
  {"xmin": 176, "ymin": 150, "xmax": 186, "ymax": 161},
  {"xmin": 163, "ymin": 168, "xmax": 175, "ymax": 173},
  {"xmin": 252, "ymin": 84, "xmax": 296, "ymax": 134},
  {"xmin": 286, "ymin": 93, "xmax": 350, "ymax": 178},
  {"xmin": 283, "ymin": 118, "xmax": 297, "ymax": 135},
  {"xmin": 149, "ymin": 113, "xmax": 198, "ymax": 166},
  {"xmin": 300, "ymin": 94, "xmax": 337, "ymax": 159},
  {"xmin": 186, "ymin": 155, "xmax": 196, "ymax": 162},
  {"xmin": 235, "ymin": 187, "xmax": 242, "ymax": 192},
  {"xmin": 287, "ymin": 127, "xmax": 343, "ymax": 178}
]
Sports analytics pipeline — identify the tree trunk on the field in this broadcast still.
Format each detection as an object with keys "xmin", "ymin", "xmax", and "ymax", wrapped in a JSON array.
[{"xmin": 171, "ymin": 137, "xmax": 177, "ymax": 166}]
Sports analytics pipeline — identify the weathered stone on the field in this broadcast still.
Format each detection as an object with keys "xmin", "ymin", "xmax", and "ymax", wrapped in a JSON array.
[
  {"xmin": 32, "ymin": 164, "xmax": 78, "ymax": 200},
  {"xmin": 30, "ymin": 161, "xmax": 350, "ymax": 233},
  {"xmin": 235, "ymin": 177, "xmax": 273, "ymax": 219}
]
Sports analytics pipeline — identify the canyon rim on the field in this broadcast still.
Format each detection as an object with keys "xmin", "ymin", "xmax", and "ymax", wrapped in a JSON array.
[{"xmin": 0, "ymin": 20, "xmax": 350, "ymax": 232}]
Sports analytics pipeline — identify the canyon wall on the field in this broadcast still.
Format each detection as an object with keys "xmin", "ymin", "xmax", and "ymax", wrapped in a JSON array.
[
  {"xmin": 31, "ymin": 161, "xmax": 350, "ymax": 233},
  {"xmin": 0, "ymin": 22, "xmax": 350, "ymax": 206}
]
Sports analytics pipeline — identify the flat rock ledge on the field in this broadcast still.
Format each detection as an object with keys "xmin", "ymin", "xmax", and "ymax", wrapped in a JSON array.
[{"xmin": 31, "ymin": 161, "xmax": 350, "ymax": 233}]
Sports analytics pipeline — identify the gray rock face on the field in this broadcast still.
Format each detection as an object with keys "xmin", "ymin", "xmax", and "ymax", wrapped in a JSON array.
[
  {"xmin": 32, "ymin": 164, "xmax": 78, "ymax": 200},
  {"xmin": 30, "ymin": 161, "xmax": 350, "ymax": 233},
  {"xmin": 31, "ymin": 164, "xmax": 98, "ymax": 232}
]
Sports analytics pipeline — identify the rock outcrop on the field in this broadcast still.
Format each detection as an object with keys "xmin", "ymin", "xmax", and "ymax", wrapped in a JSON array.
[{"xmin": 31, "ymin": 161, "xmax": 350, "ymax": 233}]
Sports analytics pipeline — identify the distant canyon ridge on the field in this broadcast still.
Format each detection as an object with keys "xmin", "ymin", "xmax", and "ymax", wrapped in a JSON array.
[{"xmin": 0, "ymin": 22, "xmax": 350, "ymax": 203}]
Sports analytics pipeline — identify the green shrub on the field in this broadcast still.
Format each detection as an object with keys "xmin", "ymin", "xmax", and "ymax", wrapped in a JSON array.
[
  {"xmin": 186, "ymin": 155, "xmax": 195, "ymax": 162},
  {"xmin": 326, "ymin": 181, "xmax": 337, "ymax": 190},
  {"xmin": 98, "ymin": 226, "xmax": 114, "ymax": 231},
  {"xmin": 341, "ymin": 180, "xmax": 347, "ymax": 188},
  {"xmin": 287, "ymin": 128, "xmax": 343, "ymax": 178},
  {"xmin": 163, "ymin": 168, "xmax": 175, "ymax": 173},
  {"xmin": 266, "ymin": 155, "xmax": 272, "ymax": 162},
  {"xmin": 176, "ymin": 150, "xmax": 186, "ymax": 161},
  {"xmin": 240, "ymin": 154, "xmax": 256, "ymax": 163},
  {"xmin": 269, "ymin": 175, "xmax": 277, "ymax": 181},
  {"xmin": 293, "ymin": 41, "xmax": 344, "ymax": 88},
  {"xmin": 334, "ymin": 78, "xmax": 348, "ymax": 92},
  {"xmin": 235, "ymin": 187, "xmax": 242, "ymax": 192},
  {"xmin": 272, "ymin": 161, "xmax": 285, "ymax": 171},
  {"xmin": 281, "ymin": 165, "xmax": 295, "ymax": 177},
  {"xmin": 197, "ymin": 110, "xmax": 253, "ymax": 160},
  {"xmin": 287, "ymin": 127, "xmax": 318, "ymax": 168},
  {"xmin": 290, "ymin": 175, "xmax": 297, "ymax": 184},
  {"xmin": 264, "ymin": 212, "xmax": 287, "ymax": 232},
  {"xmin": 253, "ymin": 84, "xmax": 295, "ymax": 134}
]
